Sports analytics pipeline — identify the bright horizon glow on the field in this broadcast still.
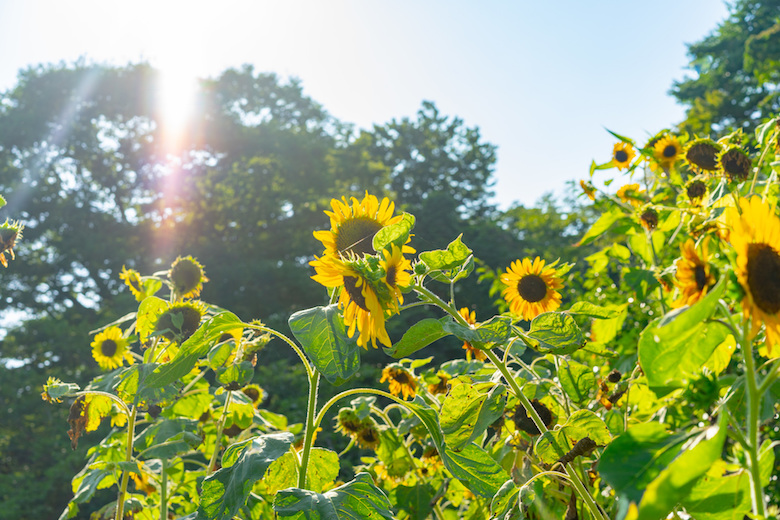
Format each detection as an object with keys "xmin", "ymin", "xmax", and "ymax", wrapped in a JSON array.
[{"xmin": 156, "ymin": 60, "xmax": 199, "ymax": 154}]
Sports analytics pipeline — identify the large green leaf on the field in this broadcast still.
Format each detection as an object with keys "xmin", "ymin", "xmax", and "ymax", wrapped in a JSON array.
[
  {"xmin": 403, "ymin": 396, "xmax": 445, "ymax": 449},
  {"xmin": 566, "ymin": 301, "xmax": 621, "ymax": 319},
  {"xmin": 526, "ymin": 312, "xmax": 584, "ymax": 355},
  {"xmin": 263, "ymin": 448, "xmax": 340, "ymax": 494},
  {"xmin": 442, "ymin": 315, "xmax": 513, "ymax": 347},
  {"xmin": 557, "ymin": 359, "xmax": 595, "ymax": 404},
  {"xmin": 273, "ymin": 472, "xmax": 393, "ymax": 519},
  {"xmin": 289, "ymin": 305, "xmax": 360, "ymax": 386},
  {"xmin": 535, "ymin": 410, "xmax": 611, "ymax": 464},
  {"xmin": 577, "ymin": 208, "xmax": 625, "ymax": 246},
  {"xmin": 198, "ymin": 432, "xmax": 293, "ymax": 520},
  {"xmin": 373, "ymin": 212, "xmax": 415, "ymax": 252},
  {"xmin": 638, "ymin": 278, "xmax": 728, "ymax": 396},
  {"xmin": 442, "ymin": 442, "xmax": 509, "ymax": 499},
  {"xmin": 419, "ymin": 234, "xmax": 472, "ymax": 271},
  {"xmin": 392, "ymin": 484, "xmax": 435, "ymax": 520},
  {"xmin": 440, "ymin": 382, "xmax": 506, "ymax": 451},
  {"xmin": 384, "ymin": 317, "xmax": 450, "ymax": 358}
]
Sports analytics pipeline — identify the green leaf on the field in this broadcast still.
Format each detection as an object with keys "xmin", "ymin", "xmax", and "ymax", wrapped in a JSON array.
[
  {"xmin": 136, "ymin": 296, "xmax": 168, "ymax": 341},
  {"xmin": 442, "ymin": 315, "xmax": 513, "ymax": 347},
  {"xmin": 198, "ymin": 432, "xmax": 293, "ymax": 520},
  {"xmin": 624, "ymin": 268, "xmax": 661, "ymax": 301},
  {"xmin": 589, "ymin": 159, "xmax": 615, "ymax": 177},
  {"xmin": 535, "ymin": 410, "xmax": 610, "ymax": 464},
  {"xmin": 566, "ymin": 301, "xmax": 621, "ymax": 319},
  {"xmin": 491, "ymin": 479, "xmax": 519, "ymax": 518},
  {"xmin": 373, "ymin": 212, "xmax": 415, "ymax": 252},
  {"xmin": 526, "ymin": 312, "xmax": 584, "ymax": 355},
  {"xmin": 636, "ymin": 421, "xmax": 726, "ymax": 520},
  {"xmin": 0, "ymin": 194, "xmax": 5, "ymax": 208},
  {"xmin": 403, "ymin": 396, "xmax": 445, "ymax": 450},
  {"xmin": 442, "ymin": 442, "xmax": 509, "ymax": 499},
  {"xmin": 557, "ymin": 360, "xmax": 596, "ymax": 404},
  {"xmin": 419, "ymin": 234, "xmax": 472, "ymax": 271},
  {"xmin": 392, "ymin": 484, "xmax": 435, "ymax": 520},
  {"xmin": 577, "ymin": 208, "xmax": 624, "ymax": 246},
  {"xmin": 638, "ymin": 278, "xmax": 728, "ymax": 396},
  {"xmin": 216, "ymin": 361, "xmax": 255, "ymax": 387},
  {"xmin": 289, "ymin": 305, "xmax": 360, "ymax": 386},
  {"xmin": 273, "ymin": 472, "xmax": 393, "ymax": 519},
  {"xmin": 262, "ymin": 452, "xmax": 298, "ymax": 494},
  {"xmin": 306, "ymin": 448, "xmax": 340, "ymax": 493},
  {"xmin": 145, "ymin": 312, "xmax": 246, "ymax": 389},
  {"xmin": 590, "ymin": 303, "xmax": 628, "ymax": 344},
  {"xmin": 384, "ymin": 317, "xmax": 450, "ymax": 358},
  {"xmin": 440, "ymin": 382, "xmax": 507, "ymax": 451}
]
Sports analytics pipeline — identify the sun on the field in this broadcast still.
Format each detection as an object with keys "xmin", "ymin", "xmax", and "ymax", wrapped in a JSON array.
[{"xmin": 155, "ymin": 59, "xmax": 198, "ymax": 153}]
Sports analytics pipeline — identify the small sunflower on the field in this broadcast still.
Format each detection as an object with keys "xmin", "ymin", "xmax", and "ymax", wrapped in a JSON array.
[
  {"xmin": 380, "ymin": 364, "xmax": 417, "ymax": 400},
  {"xmin": 727, "ymin": 197, "xmax": 780, "ymax": 354},
  {"xmin": 685, "ymin": 178, "xmax": 708, "ymax": 206},
  {"xmin": 579, "ymin": 180, "xmax": 596, "ymax": 201},
  {"xmin": 672, "ymin": 238, "xmax": 716, "ymax": 308},
  {"xmin": 612, "ymin": 142, "xmax": 636, "ymax": 170},
  {"xmin": 427, "ymin": 371, "xmax": 451, "ymax": 395},
  {"xmin": 653, "ymin": 135, "xmax": 683, "ymax": 169},
  {"xmin": 169, "ymin": 255, "xmax": 208, "ymax": 299},
  {"xmin": 241, "ymin": 384, "xmax": 264, "ymax": 407},
  {"xmin": 313, "ymin": 193, "xmax": 409, "ymax": 258},
  {"xmin": 355, "ymin": 418, "xmax": 381, "ymax": 450},
  {"xmin": 500, "ymin": 257, "xmax": 564, "ymax": 321},
  {"xmin": 154, "ymin": 301, "xmax": 205, "ymax": 343},
  {"xmin": 311, "ymin": 254, "xmax": 391, "ymax": 349},
  {"xmin": 458, "ymin": 307, "xmax": 485, "ymax": 361},
  {"xmin": 119, "ymin": 266, "xmax": 145, "ymax": 301},
  {"xmin": 616, "ymin": 183, "xmax": 645, "ymax": 207},
  {"xmin": 0, "ymin": 219, "xmax": 23, "ymax": 268},
  {"xmin": 639, "ymin": 207, "xmax": 659, "ymax": 232},
  {"xmin": 719, "ymin": 147, "xmax": 752, "ymax": 182},
  {"xmin": 685, "ymin": 138, "xmax": 721, "ymax": 172},
  {"xmin": 335, "ymin": 408, "xmax": 363, "ymax": 438},
  {"xmin": 91, "ymin": 326, "xmax": 133, "ymax": 370},
  {"xmin": 380, "ymin": 244, "xmax": 413, "ymax": 308}
]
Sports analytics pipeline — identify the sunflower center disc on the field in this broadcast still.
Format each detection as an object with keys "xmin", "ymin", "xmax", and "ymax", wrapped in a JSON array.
[
  {"xmin": 694, "ymin": 265, "xmax": 708, "ymax": 291},
  {"xmin": 385, "ymin": 265, "xmax": 397, "ymax": 287},
  {"xmin": 517, "ymin": 274, "xmax": 547, "ymax": 303},
  {"xmin": 615, "ymin": 150, "xmax": 628, "ymax": 163},
  {"xmin": 747, "ymin": 243, "xmax": 780, "ymax": 314},
  {"xmin": 663, "ymin": 145, "xmax": 677, "ymax": 158},
  {"xmin": 101, "ymin": 339, "xmax": 118, "ymax": 357},
  {"xmin": 343, "ymin": 276, "xmax": 369, "ymax": 311},
  {"xmin": 335, "ymin": 217, "xmax": 383, "ymax": 257}
]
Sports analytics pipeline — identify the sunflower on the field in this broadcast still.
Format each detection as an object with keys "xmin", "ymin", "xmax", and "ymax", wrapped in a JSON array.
[
  {"xmin": 91, "ymin": 326, "xmax": 133, "ymax": 370},
  {"xmin": 639, "ymin": 207, "xmax": 659, "ymax": 232},
  {"xmin": 0, "ymin": 219, "xmax": 23, "ymax": 268},
  {"xmin": 311, "ymin": 254, "xmax": 391, "ymax": 349},
  {"xmin": 169, "ymin": 255, "xmax": 208, "ymax": 299},
  {"xmin": 612, "ymin": 142, "xmax": 636, "ymax": 170},
  {"xmin": 458, "ymin": 307, "xmax": 486, "ymax": 361},
  {"xmin": 153, "ymin": 301, "xmax": 205, "ymax": 343},
  {"xmin": 335, "ymin": 407, "xmax": 363, "ymax": 438},
  {"xmin": 672, "ymin": 238, "xmax": 716, "ymax": 308},
  {"xmin": 500, "ymin": 258, "xmax": 564, "ymax": 321},
  {"xmin": 653, "ymin": 135, "xmax": 683, "ymax": 169},
  {"xmin": 685, "ymin": 178, "xmax": 708, "ymax": 206},
  {"xmin": 355, "ymin": 418, "xmax": 381, "ymax": 450},
  {"xmin": 685, "ymin": 138, "xmax": 721, "ymax": 172},
  {"xmin": 616, "ymin": 183, "xmax": 645, "ymax": 207},
  {"xmin": 313, "ymin": 193, "xmax": 410, "ymax": 258},
  {"xmin": 380, "ymin": 244, "xmax": 412, "ymax": 308},
  {"xmin": 727, "ymin": 197, "xmax": 780, "ymax": 354},
  {"xmin": 427, "ymin": 371, "xmax": 451, "ymax": 395},
  {"xmin": 119, "ymin": 266, "xmax": 145, "ymax": 301},
  {"xmin": 719, "ymin": 147, "xmax": 751, "ymax": 182},
  {"xmin": 241, "ymin": 384, "xmax": 264, "ymax": 407},
  {"xmin": 579, "ymin": 180, "xmax": 596, "ymax": 201},
  {"xmin": 381, "ymin": 364, "xmax": 417, "ymax": 400}
]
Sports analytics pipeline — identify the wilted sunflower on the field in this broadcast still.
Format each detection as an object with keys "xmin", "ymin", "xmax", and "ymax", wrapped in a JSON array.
[
  {"xmin": 381, "ymin": 364, "xmax": 417, "ymax": 400},
  {"xmin": 653, "ymin": 135, "xmax": 683, "ymax": 169},
  {"xmin": 719, "ymin": 147, "xmax": 752, "ymax": 182},
  {"xmin": 0, "ymin": 219, "xmax": 23, "ymax": 268},
  {"xmin": 616, "ymin": 183, "xmax": 645, "ymax": 207},
  {"xmin": 685, "ymin": 178, "xmax": 708, "ymax": 206},
  {"xmin": 685, "ymin": 138, "xmax": 721, "ymax": 171},
  {"xmin": 355, "ymin": 418, "xmax": 381, "ymax": 450},
  {"xmin": 501, "ymin": 257, "xmax": 563, "ymax": 321},
  {"xmin": 380, "ymin": 244, "xmax": 412, "ymax": 309},
  {"xmin": 335, "ymin": 408, "xmax": 363, "ymax": 438},
  {"xmin": 579, "ymin": 180, "xmax": 596, "ymax": 201},
  {"xmin": 672, "ymin": 238, "xmax": 716, "ymax": 308},
  {"xmin": 169, "ymin": 255, "xmax": 208, "ymax": 299},
  {"xmin": 727, "ymin": 197, "xmax": 780, "ymax": 354},
  {"xmin": 639, "ymin": 207, "xmax": 659, "ymax": 232},
  {"xmin": 313, "ymin": 193, "xmax": 410, "ymax": 258},
  {"xmin": 91, "ymin": 326, "xmax": 133, "ymax": 370},
  {"xmin": 612, "ymin": 142, "xmax": 636, "ymax": 170},
  {"xmin": 311, "ymin": 254, "xmax": 391, "ymax": 349},
  {"xmin": 154, "ymin": 301, "xmax": 205, "ymax": 343},
  {"xmin": 458, "ymin": 307, "xmax": 485, "ymax": 361},
  {"xmin": 427, "ymin": 371, "xmax": 451, "ymax": 395}
]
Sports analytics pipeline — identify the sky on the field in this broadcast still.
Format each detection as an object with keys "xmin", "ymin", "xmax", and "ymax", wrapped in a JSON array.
[{"xmin": 0, "ymin": 0, "xmax": 730, "ymax": 209}]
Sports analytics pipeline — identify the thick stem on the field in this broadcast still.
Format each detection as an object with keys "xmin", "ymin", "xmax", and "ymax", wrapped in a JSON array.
[
  {"xmin": 245, "ymin": 324, "xmax": 313, "ymax": 379},
  {"xmin": 160, "ymin": 459, "xmax": 168, "ymax": 520},
  {"xmin": 207, "ymin": 391, "xmax": 233, "ymax": 475},
  {"xmin": 115, "ymin": 406, "xmax": 137, "ymax": 520},
  {"xmin": 742, "ymin": 328, "xmax": 767, "ymax": 517},
  {"xmin": 297, "ymin": 370, "xmax": 320, "ymax": 489}
]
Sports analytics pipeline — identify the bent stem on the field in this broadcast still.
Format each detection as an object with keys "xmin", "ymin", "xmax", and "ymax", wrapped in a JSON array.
[
  {"xmin": 742, "ymin": 324, "xmax": 767, "ymax": 517},
  {"xmin": 484, "ymin": 349, "xmax": 608, "ymax": 520},
  {"xmin": 115, "ymin": 405, "xmax": 137, "ymax": 520},
  {"xmin": 297, "ymin": 370, "xmax": 320, "ymax": 489}
]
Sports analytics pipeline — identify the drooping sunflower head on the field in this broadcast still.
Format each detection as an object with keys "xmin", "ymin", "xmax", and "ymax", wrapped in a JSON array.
[
  {"xmin": 0, "ymin": 219, "xmax": 23, "ymax": 268},
  {"xmin": 500, "ymin": 257, "xmax": 564, "ymax": 321},
  {"xmin": 579, "ymin": 180, "xmax": 596, "ymax": 201},
  {"xmin": 685, "ymin": 178, "xmax": 708, "ymax": 205},
  {"xmin": 719, "ymin": 147, "xmax": 752, "ymax": 182},
  {"xmin": 612, "ymin": 142, "xmax": 636, "ymax": 170},
  {"xmin": 685, "ymin": 138, "xmax": 721, "ymax": 172},
  {"xmin": 727, "ymin": 197, "xmax": 780, "ymax": 355},
  {"xmin": 380, "ymin": 244, "xmax": 412, "ymax": 308},
  {"xmin": 639, "ymin": 206, "xmax": 659, "ymax": 232},
  {"xmin": 458, "ymin": 307, "xmax": 485, "ymax": 361},
  {"xmin": 616, "ymin": 183, "xmax": 645, "ymax": 207},
  {"xmin": 355, "ymin": 418, "xmax": 382, "ymax": 450},
  {"xmin": 653, "ymin": 135, "xmax": 683, "ymax": 168},
  {"xmin": 91, "ymin": 326, "xmax": 133, "ymax": 370},
  {"xmin": 153, "ymin": 301, "xmax": 205, "ymax": 343},
  {"xmin": 427, "ymin": 371, "xmax": 451, "ymax": 395},
  {"xmin": 313, "ymin": 193, "xmax": 402, "ymax": 258},
  {"xmin": 335, "ymin": 407, "xmax": 364, "ymax": 438},
  {"xmin": 672, "ymin": 238, "xmax": 716, "ymax": 308},
  {"xmin": 380, "ymin": 364, "xmax": 417, "ymax": 400},
  {"xmin": 241, "ymin": 384, "xmax": 264, "ymax": 407},
  {"xmin": 169, "ymin": 255, "xmax": 208, "ymax": 299}
]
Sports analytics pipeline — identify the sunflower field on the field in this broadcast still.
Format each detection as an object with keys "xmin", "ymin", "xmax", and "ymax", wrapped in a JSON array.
[{"xmin": 33, "ymin": 117, "xmax": 780, "ymax": 520}]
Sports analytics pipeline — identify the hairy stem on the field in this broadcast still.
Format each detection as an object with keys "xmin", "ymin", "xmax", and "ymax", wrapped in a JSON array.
[
  {"xmin": 207, "ymin": 391, "xmax": 233, "ymax": 475},
  {"xmin": 115, "ymin": 406, "xmax": 137, "ymax": 520},
  {"xmin": 297, "ymin": 370, "xmax": 320, "ymax": 489},
  {"xmin": 742, "ymin": 323, "xmax": 767, "ymax": 517}
]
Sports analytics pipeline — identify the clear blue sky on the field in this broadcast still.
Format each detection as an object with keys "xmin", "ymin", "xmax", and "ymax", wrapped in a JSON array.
[{"xmin": 0, "ymin": 0, "xmax": 729, "ymax": 208}]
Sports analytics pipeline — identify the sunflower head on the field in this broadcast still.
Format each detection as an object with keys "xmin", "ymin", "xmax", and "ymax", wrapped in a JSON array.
[
  {"xmin": 380, "ymin": 244, "xmax": 413, "ymax": 307},
  {"xmin": 685, "ymin": 138, "xmax": 721, "ymax": 171},
  {"xmin": 91, "ymin": 326, "xmax": 133, "ymax": 370},
  {"xmin": 380, "ymin": 364, "xmax": 417, "ymax": 400},
  {"xmin": 512, "ymin": 399, "xmax": 554, "ymax": 436},
  {"xmin": 427, "ymin": 371, "xmax": 451, "ymax": 395},
  {"xmin": 500, "ymin": 257, "xmax": 564, "ymax": 321},
  {"xmin": 612, "ymin": 142, "xmax": 636, "ymax": 170},
  {"xmin": 153, "ymin": 301, "xmax": 205, "ymax": 343},
  {"xmin": 458, "ymin": 307, "xmax": 486, "ymax": 361},
  {"xmin": 639, "ymin": 207, "xmax": 659, "ymax": 232},
  {"xmin": 616, "ymin": 183, "xmax": 645, "ymax": 207},
  {"xmin": 169, "ymin": 255, "xmax": 208, "ymax": 299},
  {"xmin": 672, "ymin": 238, "xmax": 716, "ymax": 308},
  {"xmin": 579, "ymin": 180, "xmax": 596, "ymax": 201},
  {"xmin": 685, "ymin": 179, "xmax": 708, "ymax": 205},
  {"xmin": 719, "ymin": 147, "xmax": 752, "ymax": 182},
  {"xmin": 355, "ymin": 418, "xmax": 381, "ymax": 450},
  {"xmin": 0, "ymin": 219, "xmax": 23, "ymax": 268},
  {"xmin": 653, "ymin": 135, "xmax": 683, "ymax": 168},
  {"xmin": 241, "ymin": 384, "xmax": 264, "ymax": 406},
  {"xmin": 335, "ymin": 407, "xmax": 364, "ymax": 438}
]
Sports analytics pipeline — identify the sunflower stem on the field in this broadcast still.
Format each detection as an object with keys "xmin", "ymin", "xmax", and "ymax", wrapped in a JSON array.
[
  {"xmin": 246, "ymin": 324, "xmax": 313, "ymax": 378},
  {"xmin": 297, "ymin": 370, "xmax": 320, "ymax": 489},
  {"xmin": 114, "ymin": 405, "xmax": 137, "ymax": 520},
  {"xmin": 484, "ymin": 349, "xmax": 609, "ymax": 520},
  {"xmin": 207, "ymin": 391, "xmax": 233, "ymax": 475},
  {"xmin": 749, "ymin": 126, "xmax": 775, "ymax": 196},
  {"xmin": 160, "ymin": 458, "xmax": 168, "ymax": 520},
  {"xmin": 742, "ymin": 323, "xmax": 767, "ymax": 517}
]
